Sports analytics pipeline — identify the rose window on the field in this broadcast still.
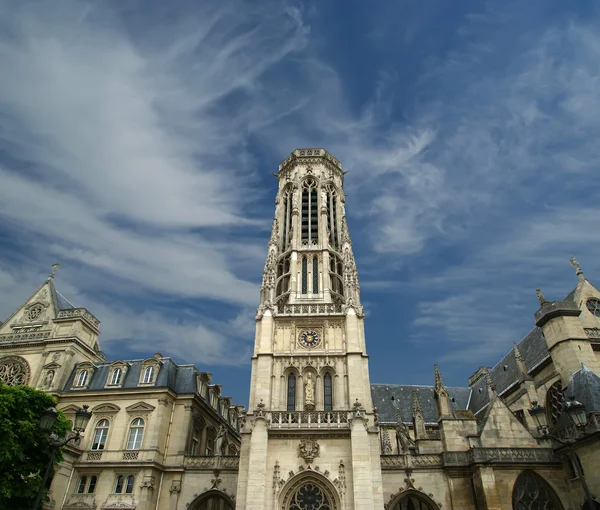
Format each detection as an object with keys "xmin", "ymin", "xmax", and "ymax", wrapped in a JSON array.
[
  {"xmin": 586, "ymin": 298, "xmax": 600, "ymax": 317},
  {"xmin": 0, "ymin": 356, "xmax": 31, "ymax": 386},
  {"xmin": 288, "ymin": 483, "xmax": 331, "ymax": 510},
  {"xmin": 27, "ymin": 305, "xmax": 43, "ymax": 321}
]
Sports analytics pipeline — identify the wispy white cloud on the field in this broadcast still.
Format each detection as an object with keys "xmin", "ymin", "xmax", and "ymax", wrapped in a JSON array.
[{"xmin": 0, "ymin": 0, "xmax": 308, "ymax": 364}]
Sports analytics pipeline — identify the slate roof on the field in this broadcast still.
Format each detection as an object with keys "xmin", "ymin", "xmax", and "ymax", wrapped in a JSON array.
[
  {"xmin": 567, "ymin": 366, "xmax": 600, "ymax": 413},
  {"xmin": 55, "ymin": 290, "xmax": 75, "ymax": 311},
  {"xmin": 370, "ymin": 384, "xmax": 471, "ymax": 424},
  {"xmin": 63, "ymin": 357, "xmax": 200, "ymax": 395},
  {"xmin": 467, "ymin": 285, "xmax": 577, "ymax": 416}
]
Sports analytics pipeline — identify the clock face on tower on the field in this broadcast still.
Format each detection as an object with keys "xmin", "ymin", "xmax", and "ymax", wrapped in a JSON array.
[{"xmin": 298, "ymin": 329, "xmax": 321, "ymax": 349}]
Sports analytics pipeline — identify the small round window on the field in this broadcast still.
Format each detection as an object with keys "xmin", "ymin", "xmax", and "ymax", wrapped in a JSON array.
[{"xmin": 586, "ymin": 298, "xmax": 600, "ymax": 317}]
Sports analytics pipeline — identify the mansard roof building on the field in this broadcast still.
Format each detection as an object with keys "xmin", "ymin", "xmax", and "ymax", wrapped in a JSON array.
[{"xmin": 1, "ymin": 148, "xmax": 599, "ymax": 510}]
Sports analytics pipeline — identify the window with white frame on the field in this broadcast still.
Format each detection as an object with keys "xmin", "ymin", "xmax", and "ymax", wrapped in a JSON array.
[
  {"xmin": 91, "ymin": 419, "xmax": 109, "ymax": 450},
  {"xmin": 110, "ymin": 367, "xmax": 122, "ymax": 385},
  {"xmin": 126, "ymin": 418, "xmax": 144, "ymax": 450},
  {"xmin": 76, "ymin": 370, "xmax": 88, "ymax": 387},
  {"xmin": 143, "ymin": 366, "xmax": 154, "ymax": 384}
]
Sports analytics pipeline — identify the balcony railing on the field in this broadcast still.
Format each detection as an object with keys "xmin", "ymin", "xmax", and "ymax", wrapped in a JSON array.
[
  {"xmin": 268, "ymin": 411, "xmax": 350, "ymax": 428},
  {"xmin": 279, "ymin": 303, "xmax": 344, "ymax": 315}
]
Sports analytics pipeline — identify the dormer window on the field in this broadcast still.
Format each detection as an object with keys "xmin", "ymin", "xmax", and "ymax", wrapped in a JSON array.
[
  {"xmin": 143, "ymin": 366, "xmax": 154, "ymax": 384},
  {"xmin": 77, "ymin": 370, "xmax": 88, "ymax": 387},
  {"xmin": 110, "ymin": 368, "xmax": 122, "ymax": 386}
]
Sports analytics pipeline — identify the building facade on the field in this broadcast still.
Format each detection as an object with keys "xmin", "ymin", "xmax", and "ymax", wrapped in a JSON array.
[{"xmin": 1, "ymin": 148, "xmax": 599, "ymax": 509}]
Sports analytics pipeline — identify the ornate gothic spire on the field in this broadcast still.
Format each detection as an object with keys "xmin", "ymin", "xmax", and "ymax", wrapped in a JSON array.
[{"xmin": 258, "ymin": 149, "xmax": 362, "ymax": 313}]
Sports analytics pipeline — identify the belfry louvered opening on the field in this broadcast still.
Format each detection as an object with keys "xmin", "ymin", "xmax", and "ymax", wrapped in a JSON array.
[{"xmin": 301, "ymin": 179, "xmax": 318, "ymax": 244}]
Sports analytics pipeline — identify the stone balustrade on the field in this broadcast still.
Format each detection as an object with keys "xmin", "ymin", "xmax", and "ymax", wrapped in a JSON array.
[
  {"xmin": 184, "ymin": 455, "xmax": 240, "ymax": 470},
  {"xmin": 268, "ymin": 410, "xmax": 350, "ymax": 429},
  {"xmin": 81, "ymin": 449, "xmax": 159, "ymax": 463},
  {"xmin": 442, "ymin": 448, "xmax": 560, "ymax": 468}
]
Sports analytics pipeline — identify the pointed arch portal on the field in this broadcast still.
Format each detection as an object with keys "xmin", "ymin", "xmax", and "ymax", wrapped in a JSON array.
[
  {"xmin": 280, "ymin": 472, "xmax": 340, "ymax": 510},
  {"xmin": 388, "ymin": 490, "xmax": 437, "ymax": 510},
  {"xmin": 512, "ymin": 470, "xmax": 564, "ymax": 509},
  {"xmin": 189, "ymin": 490, "xmax": 235, "ymax": 510}
]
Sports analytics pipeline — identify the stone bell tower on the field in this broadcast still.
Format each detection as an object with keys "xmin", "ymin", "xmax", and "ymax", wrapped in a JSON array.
[{"xmin": 236, "ymin": 149, "xmax": 383, "ymax": 510}]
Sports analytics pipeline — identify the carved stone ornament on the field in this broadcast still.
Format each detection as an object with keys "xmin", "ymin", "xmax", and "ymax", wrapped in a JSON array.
[
  {"xmin": 0, "ymin": 356, "xmax": 31, "ymax": 386},
  {"xmin": 298, "ymin": 439, "xmax": 320, "ymax": 463},
  {"xmin": 384, "ymin": 469, "xmax": 443, "ymax": 509}
]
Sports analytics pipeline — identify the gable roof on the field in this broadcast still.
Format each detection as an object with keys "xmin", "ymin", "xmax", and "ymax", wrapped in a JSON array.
[{"xmin": 468, "ymin": 285, "xmax": 578, "ymax": 416}]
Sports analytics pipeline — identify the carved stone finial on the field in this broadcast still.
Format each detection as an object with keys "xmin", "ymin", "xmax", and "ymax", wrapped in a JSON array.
[
  {"xmin": 411, "ymin": 390, "xmax": 423, "ymax": 418},
  {"xmin": 48, "ymin": 263, "xmax": 60, "ymax": 280},
  {"xmin": 268, "ymin": 219, "xmax": 279, "ymax": 246},
  {"xmin": 570, "ymin": 257, "xmax": 584, "ymax": 280},
  {"xmin": 433, "ymin": 364, "xmax": 447, "ymax": 395},
  {"xmin": 484, "ymin": 368, "xmax": 496, "ymax": 394},
  {"xmin": 536, "ymin": 288, "xmax": 548, "ymax": 305}
]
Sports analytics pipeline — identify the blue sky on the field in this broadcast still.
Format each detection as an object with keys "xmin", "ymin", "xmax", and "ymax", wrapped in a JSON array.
[{"xmin": 1, "ymin": 0, "xmax": 600, "ymax": 407}]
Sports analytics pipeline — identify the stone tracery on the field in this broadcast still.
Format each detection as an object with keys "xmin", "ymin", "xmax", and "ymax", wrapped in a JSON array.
[{"xmin": 0, "ymin": 356, "xmax": 31, "ymax": 386}]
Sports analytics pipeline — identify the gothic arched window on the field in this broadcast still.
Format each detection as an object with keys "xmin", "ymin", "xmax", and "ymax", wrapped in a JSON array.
[
  {"xmin": 77, "ymin": 476, "xmax": 87, "ymax": 494},
  {"xmin": 390, "ymin": 493, "xmax": 436, "ymax": 510},
  {"xmin": 302, "ymin": 257, "xmax": 308, "ymax": 294},
  {"xmin": 114, "ymin": 475, "xmax": 124, "ymax": 494},
  {"xmin": 88, "ymin": 475, "xmax": 97, "ymax": 494},
  {"xmin": 282, "ymin": 186, "xmax": 294, "ymax": 250},
  {"xmin": 126, "ymin": 418, "xmax": 144, "ymax": 450},
  {"xmin": 287, "ymin": 374, "xmax": 297, "ymax": 411},
  {"xmin": 512, "ymin": 470, "xmax": 564, "ymax": 509},
  {"xmin": 323, "ymin": 373, "xmax": 333, "ymax": 411},
  {"xmin": 92, "ymin": 419, "xmax": 109, "ymax": 450},
  {"xmin": 301, "ymin": 179, "xmax": 318, "ymax": 244},
  {"xmin": 0, "ymin": 356, "xmax": 31, "ymax": 386},
  {"xmin": 313, "ymin": 257, "xmax": 319, "ymax": 293},
  {"xmin": 325, "ymin": 184, "xmax": 339, "ymax": 249},
  {"xmin": 125, "ymin": 475, "xmax": 135, "ymax": 494},
  {"xmin": 545, "ymin": 381, "xmax": 565, "ymax": 427}
]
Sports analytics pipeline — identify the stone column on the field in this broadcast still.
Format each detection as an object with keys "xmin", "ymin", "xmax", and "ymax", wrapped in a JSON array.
[
  {"xmin": 238, "ymin": 417, "xmax": 269, "ymax": 510},
  {"xmin": 350, "ymin": 415, "xmax": 376, "ymax": 510}
]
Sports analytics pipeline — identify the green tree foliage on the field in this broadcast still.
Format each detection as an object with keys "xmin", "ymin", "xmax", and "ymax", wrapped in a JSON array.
[{"xmin": 0, "ymin": 382, "xmax": 71, "ymax": 509}]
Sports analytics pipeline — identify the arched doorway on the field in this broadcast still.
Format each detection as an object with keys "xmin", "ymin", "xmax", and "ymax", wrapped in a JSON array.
[
  {"xmin": 389, "ymin": 491, "xmax": 437, "ymax": 510},
  {"xmin": 189, "ymin": 490, "xmax": 235, "ymax": 510},
  {"xmin": 280, "ymin": 473, "xmax": 340, "ymax": 510},
  {"xmin": 512, "ymin": 470, "xmax": 564, "ymax": 509}
]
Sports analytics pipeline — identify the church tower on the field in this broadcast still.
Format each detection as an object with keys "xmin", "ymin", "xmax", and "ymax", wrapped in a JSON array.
[{"xmin": 236, "ymin": 149, "xmax": 384, "ymax": 510}]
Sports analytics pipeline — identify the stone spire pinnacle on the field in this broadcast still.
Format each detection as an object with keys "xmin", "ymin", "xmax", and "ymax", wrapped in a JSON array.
[
  {"xmin": 411, "ymin": 389, "xmax": 426, "ymax": 439},
  {"xmin": 411, "ymin": 389, "xmax": 423, "ymax": 418},
  {"xmin": 433, "ymin": 364, "xmax": 451, "ymax": 417},
  {"xmin": 569, "ymin": 257, "xmax": 585, "ymax": 281},
  {"xmin": 434, "ymin": 364, "xmax": 446, "ymax": 394}
]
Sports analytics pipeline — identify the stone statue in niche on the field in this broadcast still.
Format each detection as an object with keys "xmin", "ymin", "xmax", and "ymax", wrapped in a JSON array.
[
  {"xmin": 304, "ymin": 373, "xmax": 315, "ymax": 410},
  {"xmin": 44, "ymin": 370, "xmax": 55, "ymax": 388},
  {"xmin": 395, "ymin": 420, "xmax": 414, "ymax": 454},
  {"xmin": 215, "ymin": 425, "xmax": 227, "ymax": 456}
]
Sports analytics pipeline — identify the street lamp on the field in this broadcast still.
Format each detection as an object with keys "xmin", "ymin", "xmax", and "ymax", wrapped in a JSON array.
[
  {"xmin": 528, "ymin": 398, "xmax": 595, "ymax": 510},
  {"xmin": 32, "ymin": 405, "xmax": 92, "ymax": 510}
]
